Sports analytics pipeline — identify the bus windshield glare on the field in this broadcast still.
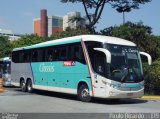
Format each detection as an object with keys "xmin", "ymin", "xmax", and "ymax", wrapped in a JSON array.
[{"xmin": 105, "ymin": 44, "xmax": 143, "ymax": 83}]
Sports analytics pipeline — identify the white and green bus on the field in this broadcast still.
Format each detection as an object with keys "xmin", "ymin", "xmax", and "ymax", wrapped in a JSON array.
[{"xmin": 11, "ymin": 35, "xmax": 151, "ymax": 102}]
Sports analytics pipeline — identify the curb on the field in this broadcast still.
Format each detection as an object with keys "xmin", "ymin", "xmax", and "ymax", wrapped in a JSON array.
[{"xmin": 141, "ymin": 96, "xmax": 160, "ymax": 100}]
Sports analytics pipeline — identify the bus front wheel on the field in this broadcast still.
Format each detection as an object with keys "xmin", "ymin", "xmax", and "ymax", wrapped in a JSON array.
[
  {"xmin": 78, "ymin": 84, "xmax": 91, "ymax": 102},
  {"xmin": 20, "ymin": 80, "xmax": 26, "ymax": 92},
  {"xmin": 27, "ymin": 80, "xmax": 33, "ymax": 93}
]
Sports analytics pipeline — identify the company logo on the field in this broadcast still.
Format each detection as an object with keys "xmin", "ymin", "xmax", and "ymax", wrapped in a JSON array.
[
  {"xmin": 120, "ymin": 83, "xmax": 126, "ymax": 87},
  {"xmin": 39, "ymin": 63, "xmax": 55, "ymax": 72},
  {"xmin": 63, "ymin": 61, "xmax": 76, "ymax": 66}
]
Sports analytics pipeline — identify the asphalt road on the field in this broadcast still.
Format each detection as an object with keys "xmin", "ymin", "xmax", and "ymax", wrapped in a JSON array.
[{"xmin": 0, "ymin": 87, "xmax": 160, "ymax": 114}]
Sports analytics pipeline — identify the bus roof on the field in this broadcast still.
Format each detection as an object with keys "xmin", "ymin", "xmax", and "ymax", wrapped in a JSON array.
[
  {"xmin": 82, "ymin": 35, "xmax": 136, "ymax": 46},
  {"xmin": 13, "ymin": 35, "xmax": 136, "ymax": 51}
]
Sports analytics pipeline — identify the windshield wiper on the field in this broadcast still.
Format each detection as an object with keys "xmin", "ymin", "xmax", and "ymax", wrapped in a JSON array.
[
  {"xmin": 121, "ymin": 67, "xmax": 139, "ymax": 83},
  {"xmin": 120, "ymin": 68, "xmax": 129, "ymax": 82}
]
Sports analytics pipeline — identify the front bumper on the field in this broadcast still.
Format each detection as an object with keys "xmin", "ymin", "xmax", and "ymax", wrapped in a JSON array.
[{"xmin": 107, "ymin": 88, "xmax": 144, "ymax": 99}]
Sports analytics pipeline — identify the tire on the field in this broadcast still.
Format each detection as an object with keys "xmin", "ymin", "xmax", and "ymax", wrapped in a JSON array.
[
  {"xmin": 78, "ymin": 84, "xmax": 91, "ymax": 102},
  {"xmin": 27, "ymin": 80, "xmax": 33, "ymax": 93},
  {"xmin": 20, "ymin": 80, "xmax": 26, "ymax": 92}
]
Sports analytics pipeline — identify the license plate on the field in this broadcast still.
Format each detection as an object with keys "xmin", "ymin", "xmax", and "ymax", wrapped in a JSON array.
[{"xmin": 127, "ymin": 93, "xmax": 133, "ymax": 96}]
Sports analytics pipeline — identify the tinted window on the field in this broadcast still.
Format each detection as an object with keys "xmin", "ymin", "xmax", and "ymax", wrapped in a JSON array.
[
  {"xmin": 69, "ymin": 43, "xmax": 86, "ymax": 64},
  {"xmin": 23, "ymin": 50, "xmax": 31, "ymax": 62},
  {"xmin": 85, "ymin": 41, "xmax": 103, "ymax": 72},
  {"xmin": 12, "ymin": 51, "xmax": 20, "ymax": 63},
  {"xmin": 45, "ymin": 45, "xmax": 68, "ymax": 62},
  {"xmin": 12, "ymin": 42, "xmax": 86, "ymax": 64},
  {"xmin": 32, "ymin": 49, "xmax": 45, "ymax": 62}
]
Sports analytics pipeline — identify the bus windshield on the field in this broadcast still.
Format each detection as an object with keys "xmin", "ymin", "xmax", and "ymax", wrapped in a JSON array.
[{"xmin": 105, "ymin": 44, "xmax": 143, "ymax": 83}]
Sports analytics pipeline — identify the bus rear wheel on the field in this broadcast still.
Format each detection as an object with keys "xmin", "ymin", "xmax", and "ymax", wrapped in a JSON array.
[
  {"xmin": 78, "ymin": 84, "xmax": 91, "ymax": 102},
  {"xmin": 20, "ymin": 80, "xmax": 26, "ymax": 92},
  {"xmin": 27, "ymin": 80, "xmax": 33, "ymax": 93}
]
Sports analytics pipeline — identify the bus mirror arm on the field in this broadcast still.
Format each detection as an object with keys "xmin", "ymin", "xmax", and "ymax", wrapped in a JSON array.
[
  {"xmin": 93, "ymin": 48, "xmax": 111, "ymax": 63},
  {"xmin": 139, "ymin": 52, "xmax": 152, "ymax": 65}
]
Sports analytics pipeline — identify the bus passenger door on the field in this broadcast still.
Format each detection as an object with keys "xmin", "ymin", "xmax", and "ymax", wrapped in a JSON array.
[{"xmin": 91, "ymin": 51, "xmax": 107, "ymax": 97}]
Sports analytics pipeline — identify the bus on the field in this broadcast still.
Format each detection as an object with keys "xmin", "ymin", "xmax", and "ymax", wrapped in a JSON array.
[
  {"xmin": 11, "ymin": 35, "xmax": 151, "ymax": 102},
  {"xmin": 0, "ymin": 57, "xmax": 11, "ymax": 86}
]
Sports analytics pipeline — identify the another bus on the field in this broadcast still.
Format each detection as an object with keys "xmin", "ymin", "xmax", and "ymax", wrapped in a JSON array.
[
  {"xmin": 11, "ymin": 35, "xmax": 151, "ymax": 102},
  {"xmin": 0, "ymin": 57, "xmax": 11, "ymax": 86}
]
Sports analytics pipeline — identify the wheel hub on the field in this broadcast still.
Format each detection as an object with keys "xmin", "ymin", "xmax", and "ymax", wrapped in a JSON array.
[{"xmin": 81, "ymin": 89, "xmax": 89, "ymax": 98}]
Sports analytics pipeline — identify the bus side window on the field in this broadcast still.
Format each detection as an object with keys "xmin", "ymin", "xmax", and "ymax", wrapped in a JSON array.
[
  {"xmin": 48, "ymin": 52, "xmax": 53, "ymax": 61},
  {"xmin": 46, "ymin": 48, "xmax": 54, "ymax": 61},
  {"xmin": 37, "ymin": 49, "xmax": 44, "ymax": 62},
  {"xmin": 19, "ymin": 51, "xmax": 25, "ymax": 63},
  {"xmin": 53, "ymin": 47, "xmax": 61, "ymax": 61},
  {"xmin": 23, "ymin": 51, "xmax": 30, "ymax": 62},
  {"xmin": 31, "ymin": 48, "xmax": 44, "ymax": 62},
  {"xmin": 12, "ymin": 51, "xmax": 20, "ymax": 63},
  {"xmin": 74, "ymin": 46, "xmax": 81, "ymax": 61},
  {"xmin": 60, "ymin": 46, "xmax": 68, "ymax": 61},
  {"xmin": 46, "ymin": 47, "xmax": 60, "ymax": 61},
  {"xmin": 25, "ymin": 51, "xmax": 31, "ymax": 62},
  {"xmin": 32, "ymin": 50, "xmax": 38, "ymax": 62},
  {"xmin": 70, "ymin": 43, "xmax": 86, "ymax": 64}
]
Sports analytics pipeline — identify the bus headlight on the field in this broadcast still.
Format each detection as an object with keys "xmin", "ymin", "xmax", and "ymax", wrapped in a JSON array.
[
  {"xmin": 102, "ymin": 80, "xmax": 119, "ymax": 89},
  {"xmin": 103, "ymin": 80, "xmax": 119, "ymax": 89}
]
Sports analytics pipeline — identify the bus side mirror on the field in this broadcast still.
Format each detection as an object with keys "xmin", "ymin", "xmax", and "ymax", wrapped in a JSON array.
[
  {"xmin": 93, "ymin": 48, "xmax": 111, "ymax": 63},
  {"xmin": 139, "ymin": 52, "xmax": 152, "ymax": 65}
]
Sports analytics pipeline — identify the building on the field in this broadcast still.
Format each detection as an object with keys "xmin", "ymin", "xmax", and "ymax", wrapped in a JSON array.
[
  {"xmin": 40, "ymin": 9, "xmax": 48, "ymax": 37},
  {"xmin": 33, "ymin": 18, "xmax": 41, "ymax": 36},
  {"xmin": 33, "ymin": 10, "xmax": 86, "ymax": 37},
  {"xmin": 0, "ymin": 28, "xmax": 21, "ymax": 41},
  {"xmin": 48, "ymin": 16, "xmax": 63, "ymax": 36},
  {"xmin": 33, "ymin": 9, "xmax": 63, "ymax": 37},
  {"xmin": 63, "ymin": 12, "xmax": 86, "ymax": 30}
]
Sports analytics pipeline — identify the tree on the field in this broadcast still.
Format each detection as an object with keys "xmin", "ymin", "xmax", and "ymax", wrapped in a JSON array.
[
  {"xmin": 144, "ymin": 59, "xmax": 160, "ymax": 95},
  {"xmin": 61, "ymin": 0, "xmax": 151, "ymax": 31},
  {"xmin": 11, "ymin": 34, "xmax": 45, "ymax": 49},
  {"xmin": 0, "ymin": 36, "xmax": 12, "ymax": 58},
  {"xmin": 110, "ymin": 0, "xmax": 151, "ymax": 24},
  {"xmin": 100, "ymin": 21, "xmax": 160, "ymax": 61}
]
